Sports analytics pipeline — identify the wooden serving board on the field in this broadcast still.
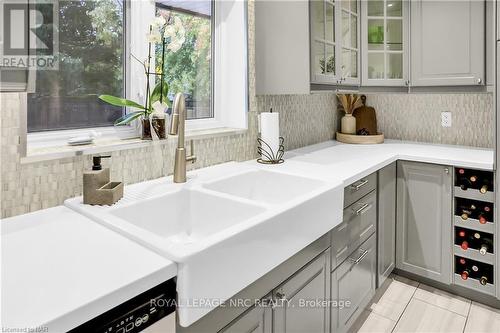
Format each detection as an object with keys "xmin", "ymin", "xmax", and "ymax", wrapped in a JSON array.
[
  {"xmin": 336, "ymin": 132, "xmax": 384, "ymax": 144},
  {"xmin": 352, "ymin": 95, "xmax": 378, "ymax": 135}
]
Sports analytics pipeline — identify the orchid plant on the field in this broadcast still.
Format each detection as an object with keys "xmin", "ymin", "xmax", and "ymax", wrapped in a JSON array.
[{"xmin": 99, "ymin": 14, "xmax": 186, "ymax": 126}]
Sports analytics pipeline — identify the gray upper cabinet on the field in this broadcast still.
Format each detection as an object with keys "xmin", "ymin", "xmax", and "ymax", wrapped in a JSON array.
[
  {"xmin": 410, "ymin": 0, "xmax": 485, "ymax": 86},
  {"xmin": 255, "ymin": 0, "xmax": 310, "ymax": 95},
  {"xmin": 396, "ymin": 161, "xmax": 452, "ymax": 285},
  {"xmin": 310, "ymin": 0, "xmax": 360, "ymax": 86},
  {"xmin": 273, "ymin": 251, "xmax": 330, "ymax": 333},
  {"xmin": 361, "ymin": 0, "xmax": 409, "ymax": 86},
  {"xmin": 220, "ymin": 303, "xmax": 272, "ymax": 333},
  {"xmin": 377, "ymin": 163, "xmax": 396, "ymax": 287}
]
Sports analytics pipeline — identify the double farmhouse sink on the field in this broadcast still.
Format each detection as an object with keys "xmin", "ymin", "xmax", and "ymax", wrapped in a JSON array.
[{"xmin": 65, "ymin": 164, "xmax": 344, "ymax": 326}]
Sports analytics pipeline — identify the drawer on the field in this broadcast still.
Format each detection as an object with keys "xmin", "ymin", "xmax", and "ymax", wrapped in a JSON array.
[
  {"xmin": 344, "ymin": 173, "xmax": 377, "ymax": 208},
  {"xmin": 331, "ymin": 190, "xmax": 377, "ymax": 270},
  {"xmin": 331, "ymin": 221, "xmax": 350, "ymax": 270},
  {"xmin": 331, "ymin": 234, "xmax": 376, "ymax": 333}
]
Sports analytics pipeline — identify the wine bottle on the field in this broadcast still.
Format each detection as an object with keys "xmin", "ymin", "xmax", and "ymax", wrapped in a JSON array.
[
  {"xmin": 470, "ymin": 175, "xmax": 478, "ymax": 183},
  {"xmin": 479, "ymin": 243, "xmax": 490, "ymax": 255},
  {"xmin": 478, "ymin": 237, "xmax": 493, "ymax": 255},
  {"xmin": 480, "ymin": 184, "xmax": 489, "ymax": 194},
  {"xmin": 458, "ymin": 168, "xmax": 466, "ymax": 175},
  {"xmin": 478, "ymin": 212, "xmax": 488, "ymax": 224},
  {"xmin": 461, "ymin": 269, "xmax": 471, "ymax": 280},
  {"xmin": 472, "ymin": 265, "xmax": 479, "ymax": 272},
  {"xmin": 461, "ymin": 209, "xmax": 472, "ymax": 220},
  {"xmin": 459, "ymin": 177, "xmax": 472, "ymax": 190},
  {"xmin": 461, "ymin": 241, "xmax": 469, "ymax": 250},
  {"xmin": 458, "ymin": 230, "xmax": 467, "ymax": 238},
  {"xmin": 459, "ymin": 258, "xmax": 466, "ymax": 265},
  {"xmin": 480, "ymin": 276, "xmax": 489, "ymax": 285}
]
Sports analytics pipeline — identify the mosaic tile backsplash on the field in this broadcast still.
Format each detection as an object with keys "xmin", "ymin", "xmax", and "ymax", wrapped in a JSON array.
[
  {"xmin": 366, "ymin": 93, "xmax": 494, "ymax": 148},
  {"xmin": 0, "ymin": 0, "xmax": 494, "ymax": 218}
]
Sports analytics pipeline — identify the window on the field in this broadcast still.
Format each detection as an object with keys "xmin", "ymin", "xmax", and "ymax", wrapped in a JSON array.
[
  {"xmin": 155, "ymin": 1, "xmax": 213, "ymax": 120},
  {"xmin": 25, "ymin": 0, "xmax": 247, "ymax": 147},
  {"xmin": 27, "ymin": 0, "xmax": 125, "ymax": 132}
]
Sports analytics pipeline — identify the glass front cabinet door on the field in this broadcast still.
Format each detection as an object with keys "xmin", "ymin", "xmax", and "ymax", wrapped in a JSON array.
[
  {"xmin": 361, "ymin": 0, "xmax": 409, "ymax": 86},
  {"xmin": 310, "ymin": 0, "xmax": 360, "ymax": 86}
]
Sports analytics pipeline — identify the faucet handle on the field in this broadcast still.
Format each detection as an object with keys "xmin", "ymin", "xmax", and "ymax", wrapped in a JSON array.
[{"xmin": 187, "ymin": 140, "xmax": 197, "ymax": 163}]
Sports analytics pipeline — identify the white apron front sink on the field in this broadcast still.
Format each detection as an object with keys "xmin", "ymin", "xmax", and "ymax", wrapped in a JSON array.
[{"xmin": 65, "ymin": 164, "xmax": 344, "ymax": 327}]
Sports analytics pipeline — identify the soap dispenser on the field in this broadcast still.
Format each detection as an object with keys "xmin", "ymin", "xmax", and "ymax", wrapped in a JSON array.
[{"xmin": 83, "ymin": 155, "xmax": 124, "ymax": 205}]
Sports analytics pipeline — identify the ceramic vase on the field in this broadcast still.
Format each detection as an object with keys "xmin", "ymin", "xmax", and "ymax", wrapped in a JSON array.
[{"xmin": 341, "ymin": 114, "xmax": 356, "ymax": 134}]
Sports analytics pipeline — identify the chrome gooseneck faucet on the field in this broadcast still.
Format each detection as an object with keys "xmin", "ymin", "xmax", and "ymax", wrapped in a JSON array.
[{"xmin": 169, "ymin": 93, "xmax": 197, "ymax": 183}]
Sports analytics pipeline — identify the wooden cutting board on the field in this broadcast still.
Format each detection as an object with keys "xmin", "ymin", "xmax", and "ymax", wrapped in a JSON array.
[{"xmin": 352, "ymin": 95, "xmax": 378, "ymax": 135}]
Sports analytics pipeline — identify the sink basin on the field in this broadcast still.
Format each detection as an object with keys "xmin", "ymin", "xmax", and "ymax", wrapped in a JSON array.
[
  {"xmin": 203, "ymin": 170, "xmax": 326, "ymax": 204},
  {"xmin": 64, "ymin": 164, "xmax": 344, "ymax": 327},
  {"xmin": 110, "ymin": 189, "xmax": 265, "ymax": 243}
]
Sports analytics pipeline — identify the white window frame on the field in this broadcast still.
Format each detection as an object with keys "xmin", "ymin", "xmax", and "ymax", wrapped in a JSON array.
[
  {"xmin": 132, "ymin": 0, "xmax": 248, "ymax": 131},
  {"xmin": 27, "ymin": 0, "xmax": 138, "ymax": 148},
  {"xmin": 26, "ymin": 0, "xmax": 248, "ymax": 150}
]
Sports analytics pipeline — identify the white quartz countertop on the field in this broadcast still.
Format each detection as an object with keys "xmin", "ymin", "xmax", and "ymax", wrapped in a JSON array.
[
  {"xmin": 2, "ymin": 139, "xmax": 494, "ymax": 330},
  {"xmin": 285, "ymin": 139, "xmax": 494, "ymax": 185},
  {"xmin": 1, "ymin": 206, "xmax": 177, "ymax": 332}
]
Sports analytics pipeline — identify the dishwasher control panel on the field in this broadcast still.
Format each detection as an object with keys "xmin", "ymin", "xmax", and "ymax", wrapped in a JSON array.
[{"xmin": 69, "ymin": 278, "xmax": 176, "ymax": 333}]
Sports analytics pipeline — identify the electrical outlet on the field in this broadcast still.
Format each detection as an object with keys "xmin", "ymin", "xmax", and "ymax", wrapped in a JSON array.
[{"xmin": 441, "ymin": 111, "xmax": 452, "ymax": 127}]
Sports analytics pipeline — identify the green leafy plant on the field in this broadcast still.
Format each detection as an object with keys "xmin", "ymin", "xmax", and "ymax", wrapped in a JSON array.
[
  {"xmin": 99, "ymin": 15, "xmax": 185, "ymax": 126},
  {"xmin": 98, "ymin": 80, "xmax": 170, "ymax": 126}
]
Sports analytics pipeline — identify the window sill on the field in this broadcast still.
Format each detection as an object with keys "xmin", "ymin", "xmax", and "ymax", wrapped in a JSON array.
[{"xmin": 21, "ymin": 127, "xmax": 248, "ymax": 164}]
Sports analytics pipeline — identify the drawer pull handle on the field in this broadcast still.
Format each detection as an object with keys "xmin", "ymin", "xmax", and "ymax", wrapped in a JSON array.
[
  {"xmin": 275, "ymin": 291, "xmax": 286, "ymax": 300},
  {"xmin": 354, "ymin": 203, "xmax": 372, "ymax": 216},
  {"xmin": 349, "ymin": 249, "xmax": 369, "ymax": 265},
  {"xmin": 351, "ymin": 179, "xmax": 368, "ymax": 191}
]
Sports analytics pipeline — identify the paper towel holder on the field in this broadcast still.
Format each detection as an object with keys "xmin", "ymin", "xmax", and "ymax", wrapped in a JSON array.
[{"xmin": 257, "ymin": 137, "xmax": 285, "ymax": 164}]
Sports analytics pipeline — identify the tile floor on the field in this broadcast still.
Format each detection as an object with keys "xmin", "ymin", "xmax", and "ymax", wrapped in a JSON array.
[{"xmin": 352, "ymin": 274, "xmax": 500, "ymax": 333}]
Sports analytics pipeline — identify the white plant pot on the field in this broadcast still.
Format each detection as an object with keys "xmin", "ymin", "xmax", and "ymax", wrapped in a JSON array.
[{"xmin": 341, "ymin": 114, "xmax": 356, "ymax": 134}]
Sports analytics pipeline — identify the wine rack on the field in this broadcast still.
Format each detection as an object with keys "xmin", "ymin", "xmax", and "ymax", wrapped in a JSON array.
[
  {"xmin": 453, "ymin": 167, "xmax": 495, "ymax": 296},
  {"xmin": 454, "ymin": 168, "xmax": 495, "ymax": 203}
]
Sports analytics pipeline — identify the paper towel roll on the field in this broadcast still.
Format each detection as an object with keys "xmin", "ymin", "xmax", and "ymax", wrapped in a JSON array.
[{"xmin": 260, "ymin": 111, "xmax": 280, "ymax": 160}]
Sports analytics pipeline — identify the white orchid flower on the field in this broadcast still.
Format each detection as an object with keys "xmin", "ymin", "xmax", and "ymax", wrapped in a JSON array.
[
  {"xmin": 167, "ymin": 40, "xmax": 182, "ymax": 52},
  {"xmin": 163, "ymin": 16, "xmax": 186, "ymax": 53},
  {"xmin": 164, "ymin": 24, "xmax": 176, "ymax": 39},
  {"xmin": 152, "ymin": 16, "xmax": 166, "ymax": 28},
  {"xmin": 146, "ymin": 28, "xmax": 162, "ymax": 44}
]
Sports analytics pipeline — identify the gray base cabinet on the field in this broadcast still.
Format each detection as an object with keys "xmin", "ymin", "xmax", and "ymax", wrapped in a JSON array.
[
  {"xmin": 273, "ymin": 251, "xmax": 330, "ymax": 333},
  {"xmin": 396, "ymin": 161, "xmax": 452, "ymax": 284},
  {"xmin": 377, "ymin": 163, "xmax": 397, "ymax": 287},
  {"xmin": 221, "ymin": 251, "xmax": 330, "ymax": 333},
  {"xmin": 331, "ymin": 235, "xmax": 377, "ymax": 333},
  {"xmin": 221, "ymin": 304, "xmax": 272, "ymax": 333}
]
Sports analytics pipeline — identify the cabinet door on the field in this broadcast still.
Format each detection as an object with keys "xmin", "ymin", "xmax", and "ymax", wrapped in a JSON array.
[
  {"xmin": 361, "ymin": 0, "xmax": 409, "ymax": 86},
  {"xmin": 331, "ymin": 235, "xmax": 376, "ymax": 333},
  {"xmin": 220, "ymin": 304, "xmax": 272, "ymax": 333},
  {"xmin": 310, "ymin": 0, "xmax": 339, "ymax": 84},
  {"xmin": 410, "ymin": 0, "xmax": 485, "ymax": 86},
  {"xmin": 377, "ymin": 163, "xmax": 396, "ymax": 287},
  {"xmin": 255, "ymin": 0, "xmax": 310, "ymax": 95},
  {"xmin": 337, "ymin": 0, "xmax": 360, "ymax": 86},
  {"xmin": 273, "ymin": 251, "xmax": 330, "ymax": 333},
  {"xmin": 396, "ymin": 161, "xmax": 452, "ymax": 284}
]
